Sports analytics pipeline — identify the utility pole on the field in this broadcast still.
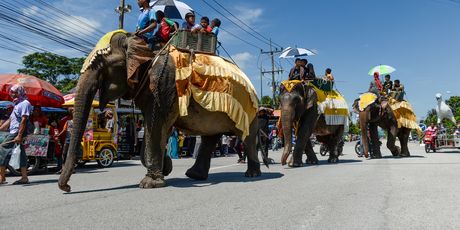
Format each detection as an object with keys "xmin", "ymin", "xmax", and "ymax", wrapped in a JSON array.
[
  {"xmin": 115, "ymin": 0, "xmax": 132, "ymax": 29},
  {"xmin": 115, "ymin": 0, "xmax": 131, "ymax": 107},
  {"xmin": 261, "ymin": 39, "xmax": 283, "ymax": 106}
]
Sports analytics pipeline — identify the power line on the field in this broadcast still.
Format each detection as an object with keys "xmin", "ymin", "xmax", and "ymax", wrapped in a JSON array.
[
  {"xmin": 0, "ymin": 57, "xmax": 22, "ymax": 66},
  {"xmin": 0, "ymin": 10, "xmax": 92, "ymax": 54},
  {"xmin": 195, "ymin": 11, "xmax": 264, "ymax": 50},
  {"xmin": 201, "ymin": 0, "xmax": 274, "ymax": 48},
  {"xmin": 0, "ymin": 2, "xmax": 97, "ymax": 48},
  {"xmin": 31, "ymin": 0, "xmax": 106, "ymax": 36},
  {"xmin": 209, "ymin": 0, "xmax": 283, "ymax": 49}
]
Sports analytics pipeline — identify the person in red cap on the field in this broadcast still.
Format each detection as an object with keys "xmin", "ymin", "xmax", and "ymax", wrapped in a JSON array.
[{"xmin": 369, "ymin": 72, "xmax": 383, "ymax": 94}]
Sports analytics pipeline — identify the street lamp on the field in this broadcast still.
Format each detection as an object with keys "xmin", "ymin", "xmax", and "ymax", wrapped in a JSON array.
[{"xmin": 115, "ymin": 0, "xmax": 132, "ymax": 29}]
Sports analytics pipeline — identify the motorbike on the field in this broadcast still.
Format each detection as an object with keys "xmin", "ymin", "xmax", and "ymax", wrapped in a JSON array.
[
  {"xmin": 319, "ymin": 138, "xmax": 344, "ymax": 156},
  {"xmin": 355, "ymin": 136, "xmax": 382, "ymax": 157},
  {"xmin": 423, "ymin": 132, "xmax": 436, "ymax": 153}
]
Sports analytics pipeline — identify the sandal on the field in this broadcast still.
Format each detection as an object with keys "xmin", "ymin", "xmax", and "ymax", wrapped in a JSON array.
[{"xmin": 12, "ymin": 179, "xmax": 29, "ymax": 185}]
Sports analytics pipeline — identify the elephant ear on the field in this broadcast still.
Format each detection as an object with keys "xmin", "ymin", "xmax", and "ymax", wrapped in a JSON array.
[
  {"xmin": 81, "ymin": 29, "xmax": 128, "ymax": 74},
  {"xmin": 305, "ymin": 87, "xmax": 317, "ymax": 110}
]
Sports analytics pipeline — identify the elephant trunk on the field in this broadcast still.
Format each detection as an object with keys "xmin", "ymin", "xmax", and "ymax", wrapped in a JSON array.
[
  {"xmin": 58, "ymin": 71, "xmax": 98, "ymax": 192},
  {"xmin": 280, "ymin": 105, "xmax": 295, "ymax": 165},
  {"xmin": 359, "ymin": 111, "xmax": 370, "ymax": 158}
]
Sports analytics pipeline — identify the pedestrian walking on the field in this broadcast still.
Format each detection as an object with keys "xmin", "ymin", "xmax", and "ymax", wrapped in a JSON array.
[
  {"xmin": 221, "ymin": 135, "xmax": 230, "ymax": 157},
  {"xmin": 0, "ymin": 84, "xmax": 32, "ymax": 185},
  {"xmin": 56, "ymin": 108, "xmax": 74, "ymax": 174},
  {"xmin": 167, "ymin": 127, "xmax": 179, "ymax": 159}
]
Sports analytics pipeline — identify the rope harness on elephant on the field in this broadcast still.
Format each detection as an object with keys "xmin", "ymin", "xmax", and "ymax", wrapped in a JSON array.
[{"xmin": 132, "ymin": 34, "xmax": 176, "ymax": 104}]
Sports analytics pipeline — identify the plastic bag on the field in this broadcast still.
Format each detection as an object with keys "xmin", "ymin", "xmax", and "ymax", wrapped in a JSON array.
[{"xmin": 8, "ymin": 144, "xmax": 21, "ymax": 170}]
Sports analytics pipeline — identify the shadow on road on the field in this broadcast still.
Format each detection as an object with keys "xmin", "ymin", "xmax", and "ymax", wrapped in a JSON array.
[
  {"xmin": 22, "ymin": 179, "xmax": 59, "ymax": 187},
  {"xmin": 381, "ymin": 155, "xmax": 425, "ymax": 159},
  {"xmin": 167, "ymin": 172, "xmax": 284, "ymax": 188},
  {"xmin": 65, "ymin": 184, "xmax": 139, "ymax": 195}
]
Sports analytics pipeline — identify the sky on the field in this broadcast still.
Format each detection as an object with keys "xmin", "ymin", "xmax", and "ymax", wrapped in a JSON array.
[{"xmin": 0, "ymin": 0, "xmax": 459, "ymax": 120}]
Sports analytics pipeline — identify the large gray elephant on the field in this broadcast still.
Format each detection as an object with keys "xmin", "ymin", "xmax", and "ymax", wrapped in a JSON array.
[
  {"xmin": 279, "ymin": 81, "xmax": 345, "ymax": 167},
  {"xmin": 353, "ymin": 95, "xmax": 411, "ymax": 158},
  {"xmin": 58, "ymin": 33, "xmax": 264, "ymax": 192}
]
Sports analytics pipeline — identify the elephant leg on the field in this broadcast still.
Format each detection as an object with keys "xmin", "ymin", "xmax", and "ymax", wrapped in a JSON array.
[
  {"xmin": 185, "ymin": 135, "xmax": 220, "ymax": 180},
  {"xmin": 398, "ymin": 128, "xmax": 411, "ymax": 157},
  {"xmin": 244, "ymin": 119, "xmax": 262, "ymax": 177},
  {"xmin": 139, "ymin": 117, "xmax": 173, "ymax": 188},
  {"xmin": 368, "ymin": 123, "xmax": 382, "ymax": 158},
  {"xmin": 386, "ymin": 126, "xmax": 400, "ymax": 157},
  {"xmin": 327, "ymin": 135, "xmax": 339, "ymax": 163},
  {"xmin": 296, "ymin": 111, "xmax": 318, "ymax": 166},
  {"xmin": 304, "ymin": 139, "xmax": 315, "ymax": 164}
]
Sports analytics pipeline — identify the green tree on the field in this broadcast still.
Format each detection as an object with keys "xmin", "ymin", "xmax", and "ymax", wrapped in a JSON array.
[
  {"xmin": 446, "ymin": 96, "xmax": 460, "ymax": 122},
  {"xmin": 18, "ymin": 52, "xmax": 84, "ymax": 91},
  {"xmin": 348, "ymin": 121, "xmax": 361, "ymax": 135},
  {"xmin": 260, "ymin": 96, "xmax": 273, "ymax": 107}
]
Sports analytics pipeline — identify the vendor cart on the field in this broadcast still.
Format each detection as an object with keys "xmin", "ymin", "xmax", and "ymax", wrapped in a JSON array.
[
  {"xmin": 425, "ymin": 130, "xmax": 460, "ymax": 153},
  {"xmin": 63, "ymin": 99, "xmax": 118, "ymax": 167}
]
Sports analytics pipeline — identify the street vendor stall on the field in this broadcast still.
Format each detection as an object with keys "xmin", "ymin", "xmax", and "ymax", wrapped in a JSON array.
[{"xmin": 63, "ymin": 95, "xmax": 118, "ymax": 167}]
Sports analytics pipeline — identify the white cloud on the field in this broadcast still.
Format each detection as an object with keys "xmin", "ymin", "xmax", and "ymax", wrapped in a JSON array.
[
  {"xmin": 231, "ymin": 52, "xmax": 254, "ymax": 70},
  {"xmin": 234, "ymin": 7, "xmax": 263, "ymax": 25},
  {"xmin": 46, "ymin": 16, "xmax": 101, "ymax": 38}
]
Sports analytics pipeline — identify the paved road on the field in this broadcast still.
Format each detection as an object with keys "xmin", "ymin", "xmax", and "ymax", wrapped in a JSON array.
[{"xmin": 1, "ymin": 142, "xmax": 460, "ymax": 229}]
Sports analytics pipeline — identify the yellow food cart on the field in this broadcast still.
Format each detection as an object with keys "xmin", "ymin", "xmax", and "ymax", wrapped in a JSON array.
[{"xmin": 63, "ymin": 99, "xmax": 118, "ymax": 167}]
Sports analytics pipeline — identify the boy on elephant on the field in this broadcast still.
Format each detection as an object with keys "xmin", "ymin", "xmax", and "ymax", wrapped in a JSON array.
[
  {"xmin": 288, "ymin": 58, "xmax": 305, "ymax": 81},
  {"xmin": 390, "ymin": 80, "xmax": 405, "ymax": 101},
  {"xmin": 127, "ymin": 0, "xmax": 158, "ymax": 88},
  {"xmin": 135, "ymin": 0, "xmax": 158, "ymax": 47},
  {"xmin": 301, "ymin": 59, "xmax": 316, "ymax": 80}
]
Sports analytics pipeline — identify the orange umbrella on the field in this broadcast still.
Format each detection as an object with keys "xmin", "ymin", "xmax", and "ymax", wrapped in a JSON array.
[{"xmin": 0, "ymin": 74, "xmax": 64, "ymax": 107}]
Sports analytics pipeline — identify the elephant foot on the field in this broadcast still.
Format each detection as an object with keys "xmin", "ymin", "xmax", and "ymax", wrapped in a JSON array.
[
  {"xmin": 58, "ymin": 183, "xmax": 71, "ymax": 193},
  {"xmin": 400, "ymin": 152, "xmax": 410, "ymax": 157},
  {"xmin": 288, "ymin": 161, "xmax": 303, "ymax": 167},
  {"xmin": 305, "ymin": 155, "xmax": 319, "ymax": 165},
  {"xmin": 163, "ymin": 155, "xmax": 173, "ymax": 176},
  {"xmin": 327, "ymin": 157, "xmax": 339, "ymax": 163},
  {"xmin": 139, "ymin": 174, "xmax": 166, "ymax": 189},
  {"xmin": 390, "ymin": 146, "xmax": 401, "ymax": 157},
  {"xmin": 185, "ymin": 166, "xmax": 209, "ymax": 180},
  {"xmin": 281, "ymin": 152, "xmax": 290, "ymax": 166},
  {"xmin": 245, "ymin": 167, "xmax": 261, "ymax": 177}
]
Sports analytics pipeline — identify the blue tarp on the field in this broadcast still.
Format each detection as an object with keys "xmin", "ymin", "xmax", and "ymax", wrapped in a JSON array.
[
  {"xmin": 0, "ymin": 101, "xmax": 14, "ymax": 108},
  {"xmin": 41, "ymin": 107, "xmax": 68, "ymax": 113}
]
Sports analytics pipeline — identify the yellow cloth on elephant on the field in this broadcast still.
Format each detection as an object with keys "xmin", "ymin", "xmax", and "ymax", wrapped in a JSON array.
[
  {"xmin": 308, "ymin": 83, "xmax": 349, "ymax": 125},
  {"xmin": 169, "ymin": 46, "xmax": 258, "ymax": 139},
  {"xmin": 358, "ymin": 92, "xmax": 378, "ymax": 112},
  {"xmin": 81, "ymin": 29, "xmax": 128, "ymax": 74},
  {"xmin": 280, "ymin": 80, "xmax": 303, "ymax": 93},
  {"xmin": 388, "ymin": 98, "xmax": 421, "ymax": 132}
]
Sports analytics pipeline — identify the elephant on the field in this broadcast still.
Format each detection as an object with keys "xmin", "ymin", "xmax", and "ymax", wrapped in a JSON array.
[
  {"xmin": 279, "ymin": 81, "xmax": 345, "ymax": 167},
  {"xmin": 353, "ymin": 95, "xmax": 411, "ymax": 158},
  {"xmin": 58, "ymin": 32, "xmax": 264, "ymax": 192}
]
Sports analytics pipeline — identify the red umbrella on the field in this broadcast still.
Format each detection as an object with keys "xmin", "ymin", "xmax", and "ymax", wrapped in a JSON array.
[{"xmin": 0, "ymin": 74, "xmax": 64, "ymax": 107}]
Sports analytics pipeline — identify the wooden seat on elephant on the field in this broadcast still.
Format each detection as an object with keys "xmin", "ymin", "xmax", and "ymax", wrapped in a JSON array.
[{"xmin": 170, "ymin": 30, "xmax": 217, "ymax": 55}]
